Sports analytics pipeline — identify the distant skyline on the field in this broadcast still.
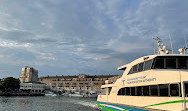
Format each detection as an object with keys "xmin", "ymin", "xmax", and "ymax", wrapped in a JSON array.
[{"xmin": 0, "ymin": 0, "xmax": 188, "ymax": 78}]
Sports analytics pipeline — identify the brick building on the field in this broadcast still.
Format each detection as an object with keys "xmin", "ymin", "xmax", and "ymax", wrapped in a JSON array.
[
  {"xmin": 38, "ymin": 74, "xmax": 119, "ymax": 92},
  {"xmin": 19, "ymin": 66, "xmax": 38, "ymax": 83}
]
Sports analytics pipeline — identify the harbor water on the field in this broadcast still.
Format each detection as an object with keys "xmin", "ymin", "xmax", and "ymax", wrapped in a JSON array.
[{"xmin": 0, "ymin": 96, "xmax": 99, "ymax": 111}]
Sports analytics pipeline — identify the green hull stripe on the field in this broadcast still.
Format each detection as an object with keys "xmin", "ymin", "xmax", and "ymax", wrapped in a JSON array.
[
  {"xmin": 143, "ymin": 100, "xmax": 187, "ymax": 108},
  {"xmin": 96, "ymin": 102, "xmax": 115, "ymax": 111},
  {"xmin": 97, "ymin": 100, "xmax": 188, "ymax": 111}
]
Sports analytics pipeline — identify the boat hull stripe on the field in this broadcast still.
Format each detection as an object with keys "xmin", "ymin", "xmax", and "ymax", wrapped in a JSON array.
[
  {"xmin": 96, "ymin": 102, "xmax": 147, "ymax": 111},
  {"xmin": 97, "ymin": 100, "xmax": 188, "ymax": 111}
]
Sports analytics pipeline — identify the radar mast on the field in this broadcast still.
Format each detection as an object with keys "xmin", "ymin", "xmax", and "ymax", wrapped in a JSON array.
[{"xmin": 153, "ymin": 37, "xmax": 169, "ymax": 55}]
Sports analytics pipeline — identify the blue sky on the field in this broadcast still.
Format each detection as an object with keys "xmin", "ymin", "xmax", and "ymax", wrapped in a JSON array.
[{"xmin": 0, "ymin": 0, "xmax": 187, "ymax": 78}]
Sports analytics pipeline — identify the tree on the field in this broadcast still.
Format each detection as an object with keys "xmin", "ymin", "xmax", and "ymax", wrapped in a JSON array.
[
  {"xmin": 0, "ymin": 81, "xmax": 4, "ymax": 91},
  {"xmin": 2, "ymin": 77, "xmax": 20, "ymax": 91}
]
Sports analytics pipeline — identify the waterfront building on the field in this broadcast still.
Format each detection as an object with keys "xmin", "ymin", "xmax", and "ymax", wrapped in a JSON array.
[
  {"xmin": 20, "ymin": 82, "xmax": 46, "ymax": 93},
  {"xmin": 38, "ymin": 74, "xmax": 120, "ymax": 92},
  {"xmin": 19, "ymin": 66, "xmax": 38, "ymax": 83}
]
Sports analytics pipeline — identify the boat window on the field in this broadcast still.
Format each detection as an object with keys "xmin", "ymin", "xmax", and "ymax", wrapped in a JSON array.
[
  {"xmin": 153, "ymin": 58, "xmax": 164, "ymax": 69},
  {"xmin": 126, "ymin": 87, "xmax": 130, "ymax": 95},
  {"xmin": 122, "ymin": 88, "xmax": 125, "ymax": 95},
  {"xmin": 143, "ymin": 86, "xmax": 149, "ymax": 96},
  {"xmin": 178, "ymin": 58, "xmax": 187, "ymax": 69},
  {"xmin": 170, "ymin": 84, "xmax": 179, "ymax": 96},
  {"xmin": 117, "ymin": 88, "xmax": 122, "ymax": 95},
  {"xmin": 127, "ymin": 56, "xmax": 188, "ymax": 75},
  {"xmin": 108, "ymin": 87, "xmax": 112, "ymax": 95},
  {"xmin": 132, "ymin": 65, "xmax": 138, "ymax": 73},
  {"xmin": 152, "ymin": 56, "xmax": 188, "ymax": 69},
  {"xmin": 144, "ymin": 60, "xmax": 153, "ymax": 71},
  {"xmin": 100, "ymin": 88, "xmax": 106, "ymax": 95},
  {"xmin": 128, "ymin": 60, "xmax": 153, "ymax": 75},
  {"xmin": 184, "ymin": 83, "xmax": 188, "ymax": 97},
  {"xmin": 159, "ymin": 84, "xmax": 169, "ymax": 96},
  {"xmin": 131, "ymin": 87, "xmax": 136, "ymax": 96},
  {"xmin": 128, "ymin": 68, "xmax": 133, "ymax": 75},
  {"xmin": 117, "ymin": 83, "xmax": 181, "ymax": 97},
  {"xmin": 150, "ymin": 85, "xmax": 158, "ymax": 96},
  {"xmin": 166, "ymin": 58, "xmax": 176, "ymax": 69},
  {"xmin": 136, "ymin": 86, "xmax": 142, "ymax": 96},
  {"xmin": 138, "ymin": 63, "xmax": 144, "ymax": 72},
  {"xmin": 117, "ymin": 88, "xmax": 125, "ymax": 95}
]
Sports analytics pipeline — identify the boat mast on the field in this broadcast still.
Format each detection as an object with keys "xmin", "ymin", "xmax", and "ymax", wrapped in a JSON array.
[
  {"xmin": 184, "ymin": 36, "xmax": 188, "ymax": 54},
  {"xmin": 169, "ymin": 34, "xmax": 174, "ymax": 54}
]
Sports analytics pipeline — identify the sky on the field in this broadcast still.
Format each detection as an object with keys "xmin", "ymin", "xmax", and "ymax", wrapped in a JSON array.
[{"xmin": 0, "ymin": 0, "xmax": 188, "ymax": 78}]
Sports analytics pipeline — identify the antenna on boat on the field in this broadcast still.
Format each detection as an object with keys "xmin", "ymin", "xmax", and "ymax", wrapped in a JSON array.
[
  {"xmin": 153, "ymin": 37, "xmax": 169, "ymax": 55},
  {"xmin": 169, "ymin": 34, "xmax": 173, "ymax": 54},
  {"xmin": 152, "ymin": 36, "xmax": 156, "ymax": 54},
  {"xmin": 184, "ymin": 36, "xmax": 188, "ymax": 54}
]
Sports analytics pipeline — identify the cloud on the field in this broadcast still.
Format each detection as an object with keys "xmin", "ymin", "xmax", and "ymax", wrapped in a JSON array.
[
  {"xmin": 0, "ymin": 0, "xmax": 187, "ymax": 78},
  {"xmin": 0, "ymin": 41, "xmax": 31, "ymax": 48}
]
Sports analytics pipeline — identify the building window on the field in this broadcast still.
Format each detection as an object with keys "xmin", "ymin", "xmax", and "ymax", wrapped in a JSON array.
[
  {"xmin": 72, "ymin": 83, "xmax": 77, "ymax": 85},
  {"xmin": 94, "ymin": 83, "xmax": 99, "ymax": 85}
]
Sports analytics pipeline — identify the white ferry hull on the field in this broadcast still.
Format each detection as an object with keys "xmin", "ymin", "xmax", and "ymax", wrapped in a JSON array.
[
  {"xmin": 97, "ymin": 95, "xmax": 186, "ymax": 111},
  {"xmin": 97, "ymin": 54, "xmax": 188, "ymax": 111}
]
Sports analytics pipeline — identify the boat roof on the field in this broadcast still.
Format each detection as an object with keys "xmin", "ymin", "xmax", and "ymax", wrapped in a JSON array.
[{"xmin": 118, "ymin": 54, "xmax": 188, "ymax": 70}]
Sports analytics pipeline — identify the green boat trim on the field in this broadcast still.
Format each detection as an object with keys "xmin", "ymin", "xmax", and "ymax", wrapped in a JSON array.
[{"xmin": 97, "ymin": 100, "xmax": 188, "ymax": 111}]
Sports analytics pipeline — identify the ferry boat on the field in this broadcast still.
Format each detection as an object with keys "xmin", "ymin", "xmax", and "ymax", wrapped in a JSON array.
[{"xmin": 96, "ymin": 37, "xmax": 188, "ymax": 111}]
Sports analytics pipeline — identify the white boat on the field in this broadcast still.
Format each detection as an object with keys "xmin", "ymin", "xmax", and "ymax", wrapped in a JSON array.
[
  {"xmin": 62, "ymin": 92, "xmax": 70, "ymax": 96},
  {"xmin": 97, "ymin": 37, "xmax": 188, "ymax": 111},
  {"xmin": 69, "ymin": 92, "xmax": 83, "ymax": 97},
  {"xmin": 45, "ymin": 92, "xmax": 57, "ymax": 96},
  {"xmin": 45, "ymin": 93, "xmax": 57, "ymax": 96},
  {"xmin": 89, "ymin": 91, "xmax": 98, "ymax": 98}
]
